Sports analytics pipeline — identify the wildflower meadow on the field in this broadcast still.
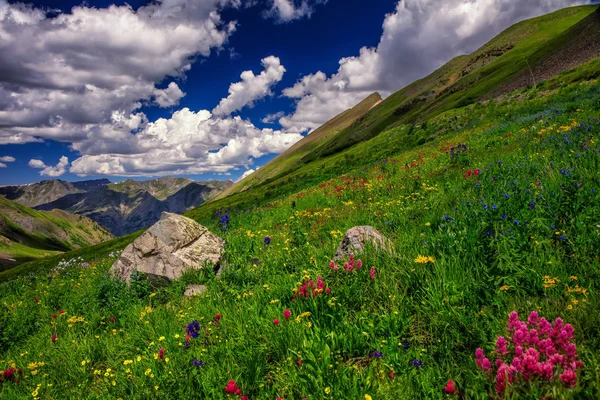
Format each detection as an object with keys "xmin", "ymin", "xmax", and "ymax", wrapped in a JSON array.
[{"xmin": 1, "ymin": 80, "xmax": 600, "ymax": 399}]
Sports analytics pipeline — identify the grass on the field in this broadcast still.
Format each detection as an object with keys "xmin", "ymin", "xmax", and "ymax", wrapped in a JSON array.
[{"xmin": 1, "ymin": 73, "xmax": 600, "ymax": 399}]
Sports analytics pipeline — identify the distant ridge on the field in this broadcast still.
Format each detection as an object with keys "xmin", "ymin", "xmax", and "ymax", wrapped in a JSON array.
[{"xmin": 0, "ymin": 177, "xmax": 233, "ymax": 236}]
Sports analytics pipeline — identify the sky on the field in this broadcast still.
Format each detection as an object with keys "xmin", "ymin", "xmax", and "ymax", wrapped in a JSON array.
[{"xmin": 0, "ymin": 0, "xmax": 597, "ymax": 185}]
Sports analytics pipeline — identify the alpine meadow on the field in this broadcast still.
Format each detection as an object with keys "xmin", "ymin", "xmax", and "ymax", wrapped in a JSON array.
[{"xmin": 1, "ymin": 1, "xmax": 600, "ymax": 400}]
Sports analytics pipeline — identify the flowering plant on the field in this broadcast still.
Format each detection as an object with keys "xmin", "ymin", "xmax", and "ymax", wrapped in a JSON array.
[{"xmin": 476, "ymin": 311, "xmax": 582, "ymax": 398}]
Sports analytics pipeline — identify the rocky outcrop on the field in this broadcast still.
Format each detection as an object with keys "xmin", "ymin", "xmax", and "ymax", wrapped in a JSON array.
[
  {"xmin": 110, "ymin": 213, "xmax": 224, "ymax": 284},
  {"xmin": 184, "ymin": 284, "xmax": 208, "ymax": 297},
  {"xmin": 334, "ymin": 226, "xmax": 394, "ymax": 260}
]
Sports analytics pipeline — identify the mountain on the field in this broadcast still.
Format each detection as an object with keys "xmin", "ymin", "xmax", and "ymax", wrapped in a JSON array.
[
  {"xmin": 33, "ymin": 177, "xmax": 233, "ymax": 236},
  {"xmin": 0, "ymin": 179, "xmax": 110, "ymax": 208},
  {"xmin": 206, "ymin": 5, "xmax": 600, "ymax": 205},
  {"xmin": 0, "ymin": 196, "xmax": 113, "ymax": 270}
]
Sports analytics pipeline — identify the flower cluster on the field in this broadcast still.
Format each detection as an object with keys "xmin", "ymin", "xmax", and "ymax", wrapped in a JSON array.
[
  {"xmin": 414, "ymin": 255, "xmax": 435, "ymax": 264},
  {"xmin": 463, "ymin": 169, "xmax": 481, "ymax": 178},
  {"xmin": 185, "ymin": 320, "xmax": 201, "ymax": 348},
  {"xmin": 224, "ymin": 379, "xmax": 247, "ymax": 398},
  {"xmin": 292, "ymin": 276, "xmax": 331, "ymax": 301},
  {"xmin": 476, "ymin": 311, "xmax": 582, "ymax": 397},
  {"xmin": 1, "ymin": 367, "xmax": 22, "ymax": 384},
  {"xmin": 329, "ymin": 253, "xmax": 363, "ymax": 271}
]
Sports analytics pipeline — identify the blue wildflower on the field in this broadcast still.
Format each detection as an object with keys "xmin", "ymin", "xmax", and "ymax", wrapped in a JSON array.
[
  {"xmin": 412, "ymin": 359, "xmax": 423, "ymax": 368},
  {"xmin": 264, "ymin": 236, "xmax": 271, "ymax": 245},
  {"xmin": 192, "ymin": 360, "xmax": 205, "ymax": 367},
  {"xmin": 371, "ymin": 350, "xmax": 384, "ymax": 358}
]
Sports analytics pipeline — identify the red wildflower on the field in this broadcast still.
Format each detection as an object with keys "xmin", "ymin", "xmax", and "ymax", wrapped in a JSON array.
[
  {"xmin": 51, "ymin": 334, "xmax": 57, "ymax": 343},
  {"xmin": 389, "ymin": 371, "xmax": 395, "ymax": 379},
  {"xmin": 224, "ymin": 379, "xmax": 239, "ymax": 394},
  {"xmin": 59, "ymin": 310, "xmax": 65, "ymax": 314},
  {"xmin": 52, "ymin": 313, "xmax": 57, "ymax": 319},
  {"xmin": 215, "ymin": 313, "xmax": 221, "ymax": 322},
  {"xmin": 444, "ymin": 379, "xmax": 458, "ymax": 395},
  {"xmin": 369, "ymin": 267, "xmax": 376, "ymax": 280},
  {"xmin": 158, "ymin": 348, "xmax": 165, "ymax": 359},
  {"xmin": 273, "ymin": 319, "xmax": 280, "ymax": 326},
  {"xmin": 34, "ymin": 298, "xmax": 39, "ymax": 303},
  {"xmin": 284, "ymin": 310, "xmax": 291, "ymax": 320}
]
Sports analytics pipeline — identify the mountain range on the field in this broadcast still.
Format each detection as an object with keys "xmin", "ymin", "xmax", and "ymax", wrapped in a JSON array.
[{"xmin": 0, "ymin": 177, "xmax": 232, "ymax": 237}]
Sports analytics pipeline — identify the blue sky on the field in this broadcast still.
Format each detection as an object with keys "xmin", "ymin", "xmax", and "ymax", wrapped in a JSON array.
[{"xmin": 0, "ymin": 0, "xmax": 595, "ymax": 185}]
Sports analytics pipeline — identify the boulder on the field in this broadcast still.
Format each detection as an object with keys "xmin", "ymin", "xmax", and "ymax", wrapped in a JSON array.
[
  {"xmin": 184, "ymin": 284, "xmax": 208, "ymax": 297},
  {"xmin": 110, "ymin": 212, "xmax": 224, "ymax": 285},
  {"xmin": 334, "ymin": 226, "xmax": 394, "ymax": 260}
]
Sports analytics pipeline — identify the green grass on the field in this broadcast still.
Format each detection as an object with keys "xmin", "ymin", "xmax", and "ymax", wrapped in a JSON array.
[{"xmin": 2, "ymin": 75, "xmax": 600, "ymax": 399}]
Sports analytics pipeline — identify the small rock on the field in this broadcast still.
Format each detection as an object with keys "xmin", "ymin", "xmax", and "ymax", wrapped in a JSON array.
[
  {"xmin": 110, "ymin": 212, "xmax": 224, "ymax": 285},
  {"xmin": 0, "ymin": 235, "xmax": 11, "ymax": 246},
  {"xmin": 184, "ymin": 284, "xmax": 208, "ymax": 297},
  {"xmin": 334, "ymin": 226, "xmax": 394, "ymax": 260}
]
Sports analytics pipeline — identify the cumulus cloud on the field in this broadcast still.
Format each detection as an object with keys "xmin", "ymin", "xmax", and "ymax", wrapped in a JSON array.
[
  {"xmin": 212, "ymin": 56, "xmax": 286, "ymax": 116},
  {"xmin": 0, "ymin": 0, "xmax": 238, "ymax": 146},
  {"xmin": 265, "ymin": 0, "xmax": 328, "ymax": 23},
  {"xmin": 69, "ymin": 108, "xmax": 302, "ymax": 176},
  {"xmin": 28, "ymin": 159, "xmax": 45, "ymax": 168},
  {"xmin": 154, "ymin": 82, "xmax": 186, "ymax": 108},
  {"xmin": 0, "ymin": 155, "xmax": 15, "ymax": 162},
  {"xmin": 279, "ymin": 0, "xmax": 593, "ymax": 133},
  {"xmin": 238, "ymin": 168, "xmax": 256, "ymax": 181},
  {"xmin": 41, "ymin": 156, "xmax": 70, "ymax": 177},
  {"xmin": 28, "ymin": 156, "xmax": 70, "ymax": 176}
]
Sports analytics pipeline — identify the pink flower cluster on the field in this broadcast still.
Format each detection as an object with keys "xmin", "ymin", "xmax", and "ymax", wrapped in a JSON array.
[
  {"xmin": 330, "ymin": 253, "xmax": 363, "ymax": 272},
  {"xmin": 224, "ymin": 379, "xmax": 246, "ymax": 398},
  {"xmin": 292, "ymin": 276, "xmax": 331, "ymax": 301},
  {"xmin": 476, "ymin": 311, "xmax": 582, "ymax": 397}
]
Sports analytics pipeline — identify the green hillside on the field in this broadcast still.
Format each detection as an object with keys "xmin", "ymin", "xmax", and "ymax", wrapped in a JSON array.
[
  {"xmin": 0, "ymin": 197, "xmax": 113, "ymax": 270},
  {"xmin": 219, "ymin": 5, "xmax": 599, "ymax": 204},
  {"xmin": 215, "ymin": 92, "xmax": 382, "ymax": 200},
  {"xmin": 2, "ymin": 5, "xmax": 600, "ymax": 399}
]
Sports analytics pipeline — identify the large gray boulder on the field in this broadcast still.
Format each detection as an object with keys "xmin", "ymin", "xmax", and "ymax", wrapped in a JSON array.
[
  {"xmin": 334, "ymin": 226, "xmax": 394, "ymax": 261},
  {"xmin": 110, "ymin": 212, "xmax": 224, "ymax": 285}
]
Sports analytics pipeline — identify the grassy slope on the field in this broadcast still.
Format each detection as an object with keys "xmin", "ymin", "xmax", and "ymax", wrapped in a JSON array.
[
  {"xmin": 0, "ymin": 197, "xmax": 114, "ymax": 267},
  {"xmin": 313, "ymin": 5, "xmax": 598, "ymax": 158},
  {"xmin": 207, "ymin": 5, "xmax": 598, "ymax": 210},
  {"xmin": 1, "ymin": 78, "xmax": 599, "ymax": 398},
  {"xmin": 215, "ymin": 92, "xmax": 383, "ymax": 200}
]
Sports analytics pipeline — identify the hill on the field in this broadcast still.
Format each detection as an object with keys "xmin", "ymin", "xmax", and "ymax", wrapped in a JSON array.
[
  {"xmin": 0, "ymin": 196, "xmax": 113, "ymax": 270},
  {"xmin": 215, "ymin": 92, "xmax": 382, "ymax": 199},
  {"xmin": 3, "ymin": 177, "xmax": 233, "ymax": 236},
  {"xmin": 218, "ymin": 5, "xmax": 600, "ymax": 204}
]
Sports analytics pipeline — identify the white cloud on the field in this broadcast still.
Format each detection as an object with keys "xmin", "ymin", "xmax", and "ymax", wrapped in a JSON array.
[
  {"xmin": 154, "ymin": 82, "xmax": 186, "ymax": 108},
  {"xmin": 28, "ymin": 156, "xmax": 69, "ymax": 176},
  {"xmin": 212, "ymin": 56, "xmax": 286, "ymax": 116},
  {"xmin": 278, "ymin": 0, "xmax": 592, "ymax": 133},
  {"xmin": 265, "ymin": 0, "xmax": 328, "ymax": 23},
  {"xmin": 0, "ymin": 163, "xmax": 5, "ymax": 168},
  {"xmin": 261, "ymin": 111, "xmax": 285, "ymax": 124},
  {"xmin": 69, "ymin": 108, "xmax": 302, "ymax": 177},
  {"xmin": 0, "ymin": 0, "xmax": 238, "ymax": 145},
  {"xmin": 28, "ymin": 159, "xmax": 46, "ymax": 168},
  {"xmin": 40, "ymin": 156, "xmax": 70, "ymax": 177},
  {"xmin": 0, "ymin": 155, "xmax": 15, "ymax": 162},
  {"xmin": 238, "ymin": 168, "xmax": 255, "ymax": 181}
]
